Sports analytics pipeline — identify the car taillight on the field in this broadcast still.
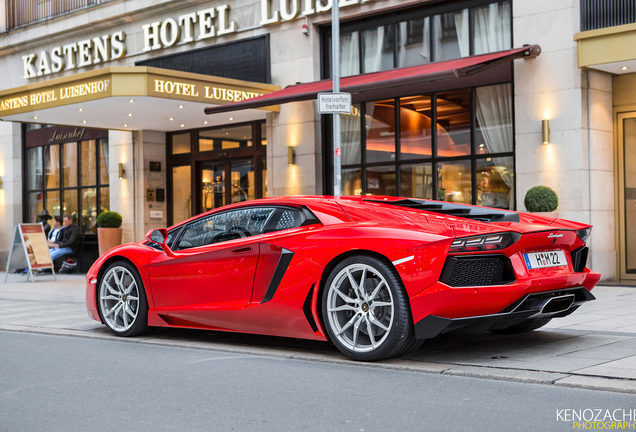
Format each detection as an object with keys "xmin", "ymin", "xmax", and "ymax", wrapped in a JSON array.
[
  {"xmin": 449, "ymin": 232, "xmax": 520, "ymax": 253},
  {"xmin": 577, "ymin": 228, "xmax": 592, "ymax": 243}
]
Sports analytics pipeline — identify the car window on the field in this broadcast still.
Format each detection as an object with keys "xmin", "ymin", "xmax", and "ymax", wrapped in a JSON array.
[
  {"xmin": 263, "ymin": 208, "xmax": 304, "ymax": 233},
  {"xmin": 176, "ymin": 207, "xmax": 276, "ymax": 250}
]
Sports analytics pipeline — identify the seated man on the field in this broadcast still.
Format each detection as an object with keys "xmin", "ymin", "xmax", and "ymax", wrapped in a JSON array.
[
  {"xmin": 48, "ymin": 215, "xmax": 64, "ymax": 244},
  {"xmin": 48, "ymin": 214, "xmax": 80, "ymax": 262}
]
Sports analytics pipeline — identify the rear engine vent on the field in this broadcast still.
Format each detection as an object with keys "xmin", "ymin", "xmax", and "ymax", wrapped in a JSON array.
[
  {"xmin": 570, "ymin": 247, "xmax": 589, "ymax": 272},
  {"xmin": 440, "ymin": 255, "xmax": 515, "ymax": 287}
]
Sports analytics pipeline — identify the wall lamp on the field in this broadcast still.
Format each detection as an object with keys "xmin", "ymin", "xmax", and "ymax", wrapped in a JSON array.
[
  {"xmin": 542, "ymin": 119, "xmax": 550, "ymax": 144},
  {"xmin": 119, "ymin": 163, "xmax": 125, "ymax": 180},
  {"xmin": 288, "ymin": 146, "xmax": 295, "ymax": 165}
]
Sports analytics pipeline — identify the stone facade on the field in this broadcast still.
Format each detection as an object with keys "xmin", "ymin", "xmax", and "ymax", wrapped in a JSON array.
[{"xmin": 513, "ymin": 0, "xmax": 616, "ymax": 280}]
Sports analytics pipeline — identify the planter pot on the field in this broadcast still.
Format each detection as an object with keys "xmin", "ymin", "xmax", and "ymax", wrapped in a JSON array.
[{"xmin": 98, "ymin": 227, "xmax": 123, "ymax": 256}]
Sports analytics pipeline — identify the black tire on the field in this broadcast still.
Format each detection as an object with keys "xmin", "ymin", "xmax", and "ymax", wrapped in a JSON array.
[
  {"xmin": 97, "ymin": 260, "xmax": 149, "ymax": 337},
  {"xmin": 321, "ymin": 255, "xmax": 416, "ymax": 361},
  {"xmin": 490, "ymin": 317, "xmax": 552, "ymax": 335}
]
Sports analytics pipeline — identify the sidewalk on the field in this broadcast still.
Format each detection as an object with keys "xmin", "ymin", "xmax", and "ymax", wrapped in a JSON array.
[{"xmin": 2, "ymin": 273, "xmax": 636, "ymax": 391}]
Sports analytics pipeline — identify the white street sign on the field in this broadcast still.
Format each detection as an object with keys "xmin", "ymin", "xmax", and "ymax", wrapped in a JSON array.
[{"xmin": 317, "ymin": 92, "xmax": 352, "ymax": 114}]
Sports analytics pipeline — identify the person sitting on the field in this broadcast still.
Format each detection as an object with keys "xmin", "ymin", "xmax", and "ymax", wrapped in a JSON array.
[
  {"xmin": 48, "ymin": 215, "xmax": 65, "ymax": 243},
  {"xmin": 48, "ymin": 214, "xmax": 80, "ymax": 262},
  {"xmin": 37, "ymin": 209, "xmax": 52, "ymax": 238}
]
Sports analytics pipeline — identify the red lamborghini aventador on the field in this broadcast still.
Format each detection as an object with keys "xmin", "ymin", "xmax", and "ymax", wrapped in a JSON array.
[{"xmin": 86, "ymin": 196, "xmax": 600, "ymax": 361}]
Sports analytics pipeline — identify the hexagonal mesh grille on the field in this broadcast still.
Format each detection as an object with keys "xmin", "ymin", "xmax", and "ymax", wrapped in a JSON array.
[{"xmin": 447, "ymin": 258, "xmax": 505, "ymax": 287}]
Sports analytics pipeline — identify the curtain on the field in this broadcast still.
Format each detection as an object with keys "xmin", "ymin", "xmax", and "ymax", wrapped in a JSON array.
[
  {"xmin": 475, "ymin": 84, "xmax": 514, "ymax": 206},
  {"xmin": 455, "ymin": 3, "xmax": 514, "ymax": 207},
  {"xmin": 474, "ymin": 2, "xmax": 511, "ymax": 55},
  {"xmin": 340, "ymin": 104, "xmax": 362, "ymax": 165},
  {"xmin": 340, "ymin": 32, "xmax": 360, "ymax": 77},
  {"xmin": 363, "ymin": 26, "xmax": 384, "ymax": 73},
  {"xmin": 453, "ymin": 9, "xmax": 469, "ymax": 58}
]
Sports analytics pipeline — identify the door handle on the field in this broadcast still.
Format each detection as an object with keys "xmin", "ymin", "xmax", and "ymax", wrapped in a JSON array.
[{"xmin": 232, "ymin": 247, "xmax": 252, "ymax": 254}]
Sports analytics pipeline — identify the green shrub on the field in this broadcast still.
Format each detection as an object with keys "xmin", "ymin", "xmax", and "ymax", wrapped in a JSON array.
[
  {"xmin": 97, "ymin": 211, "xmax": 122, "ymax": 228},
  {"xmin": 524, "ymin": 186, "xmax": 558, "ymax": 212}
]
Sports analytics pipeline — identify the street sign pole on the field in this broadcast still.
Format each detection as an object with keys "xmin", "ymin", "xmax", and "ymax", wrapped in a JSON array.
[{"xmin": 332, "ymin": 0, "xmax": 341, "ymax": 197}]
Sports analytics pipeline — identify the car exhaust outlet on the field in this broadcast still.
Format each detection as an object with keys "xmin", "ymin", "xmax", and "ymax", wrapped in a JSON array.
[{"xmin": 541, "ymin": 294, "xmax": 575, "ymax": 315}]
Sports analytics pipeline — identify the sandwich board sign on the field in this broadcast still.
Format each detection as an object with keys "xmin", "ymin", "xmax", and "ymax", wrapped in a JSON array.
[{"xmin": 4, "ymin": 223, "xmax": 56, "ymax": 283}]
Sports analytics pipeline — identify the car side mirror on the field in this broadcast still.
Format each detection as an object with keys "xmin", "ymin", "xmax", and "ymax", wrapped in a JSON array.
[{"xmin": 145, "ymin": 228, "xmax": 174, "ymax": 257}]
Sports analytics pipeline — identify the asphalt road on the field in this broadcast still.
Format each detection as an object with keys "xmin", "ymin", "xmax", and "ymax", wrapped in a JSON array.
[{"xmin": 1, "ymin": 331, "xmax": 634, "ymax": 432}]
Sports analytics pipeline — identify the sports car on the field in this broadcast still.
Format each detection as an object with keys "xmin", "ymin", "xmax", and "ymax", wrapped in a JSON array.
[{"xmin": 86, "ymin": 196, "xmax": 600, "ymax": 361}]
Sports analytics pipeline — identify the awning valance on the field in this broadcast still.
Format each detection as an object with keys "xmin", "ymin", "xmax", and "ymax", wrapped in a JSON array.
[
  {"xmin": 0, "ymin": 67, "xmax": 280, "ymax": 131},
  {"xmin": 204, "ymin": 45, "xmax": 541, "ymax": 115}
]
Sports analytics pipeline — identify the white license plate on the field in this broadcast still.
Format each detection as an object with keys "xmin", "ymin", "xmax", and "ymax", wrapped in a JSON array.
[{"xmin": 523, "ymin": 250, "xmax": 568, "ymax": 269}]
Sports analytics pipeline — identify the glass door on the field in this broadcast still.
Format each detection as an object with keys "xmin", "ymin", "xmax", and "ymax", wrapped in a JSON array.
[
  {"xmin": 199, "ymin": 161, "xmax": 226, "ymax": 213},
  {"xmin": 618, "ymin": 113, "xmax": 636, "ymax": 279}
]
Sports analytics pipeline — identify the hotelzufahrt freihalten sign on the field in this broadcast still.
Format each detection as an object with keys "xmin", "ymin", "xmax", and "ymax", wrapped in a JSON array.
[{"xmin": 317, "ymin": 92, "xmax": 352, "ymax": 114}]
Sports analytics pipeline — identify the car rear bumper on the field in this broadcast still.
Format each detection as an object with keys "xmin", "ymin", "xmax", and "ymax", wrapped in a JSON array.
[{"xmin": 413, "ymin": 287, "xmax": 595, "ymax": 339}]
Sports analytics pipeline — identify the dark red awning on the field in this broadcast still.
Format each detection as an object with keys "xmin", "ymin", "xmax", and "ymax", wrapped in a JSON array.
[{"xmin": 204, "ymin": 45, "xmax": 540, "ymax": 115}]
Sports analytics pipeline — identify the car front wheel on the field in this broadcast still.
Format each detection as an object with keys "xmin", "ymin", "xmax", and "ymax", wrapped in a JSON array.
[
  {"xmin": 98, "ymin": 261, "xmax": 149, "ymax": 337},
  {"xmin": 322, "ymin": 255, "xmax": 417, "ymax": 361}
]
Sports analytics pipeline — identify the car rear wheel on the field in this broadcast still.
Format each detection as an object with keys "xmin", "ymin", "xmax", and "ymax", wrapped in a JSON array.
[
  {"xmin": 490, "ymin": 317, "xmax": 552, "ymax": 335},
  {"xmin": 322, "ymin": 255, "xmax": 416, "ymax": 361},
  {"xmin": 98, "ymin": 261, "xmax": 149, "ymax": 337}
]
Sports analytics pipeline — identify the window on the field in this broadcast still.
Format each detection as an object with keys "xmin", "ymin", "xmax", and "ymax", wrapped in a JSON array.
[
  {"xmin": 176, "ymin": 207, "xmax": 276, "ymax": 250},
  {"xmin": 323, "ymin": 1, "xmax": 511, "ymax": 78},
  {"xmin": 336, "ymin": 83, "xmax": 514, "ymax": 209},
  {"xmin": 167, "ymin": 121, "xmax": 267, "ymax": 225},
  {"xmin": 25, "ymin": 137, "xmax": 110, "ymax": 233},
  {"xmin": 322, "ymin": 1, "xmax": 514, "ymax": 209}
]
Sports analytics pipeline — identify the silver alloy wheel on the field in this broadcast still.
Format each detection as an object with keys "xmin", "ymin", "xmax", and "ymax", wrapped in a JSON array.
[
  {"xmin": 99, "ymin": 266, "xmax": 140, "ymax": 333},
  {"xmin": 326, "ymin": 263, "xmax": 394, "ymax": 353}
]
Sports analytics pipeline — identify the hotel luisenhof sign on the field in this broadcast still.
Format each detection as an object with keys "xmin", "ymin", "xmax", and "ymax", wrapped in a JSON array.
[
  {"xmin": 0, "ymin": 74, "xmax": 267, "ymax": 115},
  {"xmin": 20, "ymin": 0, "xmax": 380, "ymax": 80}
]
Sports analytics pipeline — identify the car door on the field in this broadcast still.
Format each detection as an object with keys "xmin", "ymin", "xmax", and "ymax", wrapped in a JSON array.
[{"xmin": 147, "ymin": 206, "xmax": 277, "ymax": 319}]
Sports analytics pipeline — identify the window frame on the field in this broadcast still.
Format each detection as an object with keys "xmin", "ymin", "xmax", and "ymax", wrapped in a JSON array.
[
  {"xmin": 166, "ymin": 120, "xmax": 267, "ymax": 226},
  {"xmin": 22, "ymin": 125, "xmax": 110, "ymax": 232},
  {"xmin": 170, "ymin": 205, "xmax": 320, "ymax": 250},
  {"xmin": 319, "ymin": 0, "xmax": 516, "ymax": 209}
]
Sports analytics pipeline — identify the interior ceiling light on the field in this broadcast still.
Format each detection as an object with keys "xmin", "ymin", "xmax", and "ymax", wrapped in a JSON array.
[
  {"xmin": 179, "ymin": 105, "xmax": 184, "ymax": 109},
  {"xmin": 128, "ymin": 113, "xmax": 133, "ymax": 117},
  {"xmin": 180, "ymin": 124, "xmax": 185, "ymax": 128},
  {"xmin": 82, "ymin": 120, "xmax": 87, "ymax": 124},
  {"xmin": 33, "ymin": 116, "xmax": 38, "ymax": 119},
  {"xmin": 129, "ymin": 99, "xmax": 134, "ymax": 103},
  {"xmin": 169, "ymin": 117, "xmax": 174, "ymax": 121},
  {"xmin": 204, "ymin": 121, "xmax": 208, "ymax": 125},
  {"xmin": 78, "ymin": 108, "xmax": 83, "ymax": 112},
  {"xmin": 622, "ymin": 66, "xmax": 628, "ymax": 71},
  {"xmin": 229, "ymin": 117, "xmax": 234, "ymax": 121},
  {"xmin": 124, "ymin": 124, "xmax": 128, "ymax": 127}
]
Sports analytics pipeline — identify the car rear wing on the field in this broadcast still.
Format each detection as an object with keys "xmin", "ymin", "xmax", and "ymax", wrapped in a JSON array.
[{"xmin": 363, "ymin": 199, "xmax": 520, "ymax": 223}]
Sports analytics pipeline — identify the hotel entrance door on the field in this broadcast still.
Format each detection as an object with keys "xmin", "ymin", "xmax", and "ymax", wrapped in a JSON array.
[
  {"xmin": 198, "ymin": 159, "xmax": 259, "ymax": 214},
  {"xmin": 618, "ymin": 113, "xmax": 636, "ymax": 279},
  {"xmin": 168, "ymin": 121, "xmax": 267, "ymax": 225}
]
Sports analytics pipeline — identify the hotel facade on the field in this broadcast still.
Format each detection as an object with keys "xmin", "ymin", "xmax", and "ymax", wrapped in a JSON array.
[{"xmin": 0, "ymin": 0, "xmax": 633, "ymax": 281}]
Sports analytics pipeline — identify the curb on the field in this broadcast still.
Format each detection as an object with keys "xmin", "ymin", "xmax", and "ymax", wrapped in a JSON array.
[{"xmin": 1, "ymin": 324, "xmax": 635, "ymax": 394}]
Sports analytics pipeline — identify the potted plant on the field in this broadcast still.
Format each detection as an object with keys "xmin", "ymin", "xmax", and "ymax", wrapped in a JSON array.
[
  {"xmin": 524, "ymin": 186, "xmax": 559, "ymax": 218},
  {"xmin": 97, "ymin": 211, "xmax": 123, "ymax": 256}
]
